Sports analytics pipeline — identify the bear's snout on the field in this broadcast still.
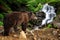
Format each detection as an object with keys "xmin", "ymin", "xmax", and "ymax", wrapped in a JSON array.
[{"xmin": 34, "ymin": 17, "xmax": 38, "ymax": 19}]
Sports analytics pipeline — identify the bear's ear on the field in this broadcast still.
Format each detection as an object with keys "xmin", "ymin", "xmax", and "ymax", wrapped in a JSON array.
[{"xmin": 30, "ymin": 12, "xmax": 32, "ymax": 15}]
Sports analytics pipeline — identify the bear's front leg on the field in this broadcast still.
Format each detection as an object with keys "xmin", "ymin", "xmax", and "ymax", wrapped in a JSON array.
[{"xmin": 22, "ymin": 23, "xmax": 27, "ymax": 33}]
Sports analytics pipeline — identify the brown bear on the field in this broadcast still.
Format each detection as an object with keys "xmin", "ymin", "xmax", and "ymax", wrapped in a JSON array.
[{"xmin": 3, "ymin": 11, "xmax": 37, "ymax": 36}]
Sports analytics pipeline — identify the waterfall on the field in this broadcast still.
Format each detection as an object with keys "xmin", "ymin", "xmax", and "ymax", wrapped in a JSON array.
[
  {"xmin": 32, "ymin": 3, "xmax": 56, "ymax": 30},
  {"xmin": 41, "ymin": 3, "xmax": 56, "ymax": 26}
]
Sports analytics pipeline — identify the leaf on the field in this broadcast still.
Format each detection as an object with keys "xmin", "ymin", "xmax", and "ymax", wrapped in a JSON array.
[{"xmin": 0, "ymin": 21, "xmax": 3, "ymax": 26}]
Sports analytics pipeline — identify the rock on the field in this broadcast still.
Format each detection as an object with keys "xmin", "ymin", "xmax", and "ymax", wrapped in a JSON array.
[{"xmin": 19, "ymin": 31, "xmax": 27, "ymax": 40}]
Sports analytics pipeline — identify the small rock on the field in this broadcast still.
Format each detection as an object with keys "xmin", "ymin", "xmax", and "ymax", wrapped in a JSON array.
[{"xmin": 53, "ymin": 31, "xmax": 57, "ymax": 35}]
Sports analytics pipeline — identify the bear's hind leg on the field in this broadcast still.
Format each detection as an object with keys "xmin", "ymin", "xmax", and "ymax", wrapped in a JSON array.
[
  {"xmin": 3, "ymin": 26, "xmax": 11, "ymax": 36},
  {"xmin": 3, "ymin": 25, "xmax": 11, "ymax": 36}
]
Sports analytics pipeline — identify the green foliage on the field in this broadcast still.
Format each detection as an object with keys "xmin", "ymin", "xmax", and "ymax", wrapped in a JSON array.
[
  {"xmin": 34, "ymin": 3, "xmax": 43, "ymax": 12},
  {"xmin": 47, "ymin": 24, "xmax": 58, "ymax": 28},
  {"xmin": 47, "ymin": 24, "xmax": 52, "ymax": 28},
  {"xmin": 26, "ymin": 0, "xmax": 60, "ymax": 12},
  {"xmin": 0, "ymin": 14, "xmax": 4, "ymax": 19},
  {"xmin": 0, "ymin": 0, "xmax": 12, "ymax": 13},
  {"xmin": 0, "ymin": 14, "xmax": 4, "ymax": 21},
  {"xmin": 0, "ymin": 21, "xmax": 3, "ymax": 26},
  {"xmin": 27, "ymin": 0, "xmax": 43, "ymax": 12}
]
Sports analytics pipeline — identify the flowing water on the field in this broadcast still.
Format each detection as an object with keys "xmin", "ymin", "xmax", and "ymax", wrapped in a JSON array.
[{"xmin": 41, "ymin": 3, "xmax": 56, "ymax": 26}]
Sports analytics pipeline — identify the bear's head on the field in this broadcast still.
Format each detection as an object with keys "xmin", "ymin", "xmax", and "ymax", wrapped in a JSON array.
[{"xmin": 28, "ymin": 12, "xmax": 38, "ymax": 20}]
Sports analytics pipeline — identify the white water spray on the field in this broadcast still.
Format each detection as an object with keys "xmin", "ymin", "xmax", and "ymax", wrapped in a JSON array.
[{"xmin": 41, "ymin": 3, "xmax": 56, "ymax": 26}]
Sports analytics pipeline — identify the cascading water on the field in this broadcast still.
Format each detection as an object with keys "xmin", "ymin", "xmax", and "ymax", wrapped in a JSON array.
[
  {"xmin": 41, "ymin": 3, "xmax": 56, "ymax": 26},
  {"xmin": 31, "ymin": 3, "xmax": 56, "ymax": 30}
]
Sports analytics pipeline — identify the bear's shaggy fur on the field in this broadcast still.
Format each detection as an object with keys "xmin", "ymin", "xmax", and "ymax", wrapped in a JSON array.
[{"xmin": 3, "ymin": 11, "xmax": 37, "ymax": 36}]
